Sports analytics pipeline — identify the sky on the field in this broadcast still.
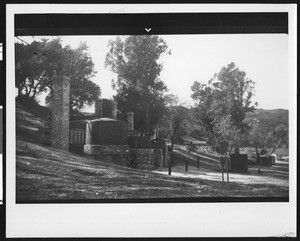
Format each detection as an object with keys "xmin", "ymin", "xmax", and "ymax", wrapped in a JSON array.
[{"xmin": 17, "ymin": 34, "xmax": 290, "ymax": 110}]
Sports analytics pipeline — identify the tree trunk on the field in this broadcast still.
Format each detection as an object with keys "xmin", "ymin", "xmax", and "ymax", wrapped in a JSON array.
[
  {"xmin": 168, "ymin": 151, "xmax": 172, "ymax": 175},
  {"xmin": 255, "ymin": 146, "xmax": 260, "ymax": 165}
]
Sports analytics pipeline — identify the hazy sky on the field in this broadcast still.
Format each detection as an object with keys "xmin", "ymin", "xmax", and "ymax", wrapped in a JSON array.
[{"xmin": 18, "ymin": 34, "xmax": 290, "ymax": 110}]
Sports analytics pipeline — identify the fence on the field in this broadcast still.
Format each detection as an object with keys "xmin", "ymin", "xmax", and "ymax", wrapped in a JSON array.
[{"xmin": 69, "ymin": 128, "xmax": 86, "ymax": 145}]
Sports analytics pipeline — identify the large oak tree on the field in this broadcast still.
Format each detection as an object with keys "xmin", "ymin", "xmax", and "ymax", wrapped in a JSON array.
[
  {"xmin": 105, "ymin": 35, "xmax": 170, "ymax": 132},
  {"xmin": 15, "ymin": 38, "xmax": 101, "ymax": 112}
]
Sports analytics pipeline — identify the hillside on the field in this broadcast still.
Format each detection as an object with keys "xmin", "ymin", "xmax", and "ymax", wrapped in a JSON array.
[
  {"xmin": 16, "ymin": 103, "xmax": 289, "ymax": 201},
  {"xmin": 244, "ymin": 108, "xmax": 288, "ymax": 127}
]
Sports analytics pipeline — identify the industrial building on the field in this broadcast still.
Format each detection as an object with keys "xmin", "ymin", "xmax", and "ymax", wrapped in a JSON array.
[{"xmin": 69, "ymin": 99, "xmax": 166, "ymax": 170}]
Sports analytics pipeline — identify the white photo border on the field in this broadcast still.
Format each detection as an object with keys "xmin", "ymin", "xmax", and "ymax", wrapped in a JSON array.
[{"xmin": 6, "ymin": 3, "xmax": 297, "ymax": 238}]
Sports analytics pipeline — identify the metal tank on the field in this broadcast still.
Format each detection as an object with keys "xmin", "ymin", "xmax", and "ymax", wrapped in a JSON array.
[
  {"xmin": 85, "ymin": 118, "xmax": 127, "ymax": 145},
  {"xmin": 95, "ymin": 99, "xmax": 117, "ymax": 119}
]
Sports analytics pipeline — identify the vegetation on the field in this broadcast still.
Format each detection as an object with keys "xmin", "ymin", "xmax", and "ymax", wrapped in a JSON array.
[
  {"xmin": 105, "ymin": 35, "xmax": 170, "ymax": 132},
  {"xmin": 15, "ymin": 38, "xmax": 101, "ymax": 112},
  {"xmin": 191, "ymin": 62, "xmax": 256, "ymax": 154},
  {"xmin": 245, "ymin": 110, "xmax": 288, "ymax": 158}
]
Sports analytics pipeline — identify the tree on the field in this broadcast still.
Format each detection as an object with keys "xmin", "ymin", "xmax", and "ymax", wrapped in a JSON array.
[
  {"xmin": 212, "ymin": 115, "xmax": 240, "ymax": 156},
  {"xmin": 15, "ymin": 40, "xmax": 51, "ymax": 102},
  {"xmin": 248, "ymin": 118, "xmax": 288, "ymax": 160},
  {"xmin": 157, "ymin": 94, "xmax": 191, "ymax": 146},
  {"xmin": 167, "ymin": 105, "xmax": 191, "ymax": 175},
  {"xmin": 15, "ymin": 38, "xmax": 100, "ymax": 111},
  {"xmin": 191, "ymin": 62, "xmax": 256, "ymax": 152},
  {"xmin": 248, "ymin": 118, "xmax": 266, "ymax": 163},
  {"xmin": 265, "ymin": 124, "xmax": 288, "ymax": 155},
  {"xmin": 105, "ymin": 35, "xmax": 170, "ymax": 132}
]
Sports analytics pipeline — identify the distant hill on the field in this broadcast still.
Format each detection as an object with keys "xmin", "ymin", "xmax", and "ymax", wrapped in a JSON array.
[
  {"xmin": 162, "ymin": 107, "xmax": 289, "ymax": 146},
  {"xmin": 244, "ymin": 108, "xmax": 288, "ymax": 129}
]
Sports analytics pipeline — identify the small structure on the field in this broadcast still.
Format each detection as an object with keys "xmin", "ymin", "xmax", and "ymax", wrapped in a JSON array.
[
  {"xmin": 70, "ymin": 99, "xmax": 129, "ymax": 165},
  {"xmin": 271, "ymin": 153, "xmax": 277, "ymax": 164},
  {"xmin": 84, "ymin": 117, "xmax": 128, "ymax": 155},
  {"xmin": 126, "ymin": 112, "xmax": 164, "ymax": 170},
  {"xmin": 229, "ymin": 154, "xmax": 248, "ymax": 172},
  {"xmin": 260, "ymin": 155, "xmax": 273, "ymax": 166}
]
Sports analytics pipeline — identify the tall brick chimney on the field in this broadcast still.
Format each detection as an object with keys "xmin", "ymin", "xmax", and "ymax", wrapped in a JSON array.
[{"xmin": 51, "ymin": 75, "xmax": 70, "ymax": 151}]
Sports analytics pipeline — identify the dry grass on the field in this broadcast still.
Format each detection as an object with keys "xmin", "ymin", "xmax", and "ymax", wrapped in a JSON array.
[{"xmin": 16, "ymin": 140, "xmax": 288, "ymax": 202}]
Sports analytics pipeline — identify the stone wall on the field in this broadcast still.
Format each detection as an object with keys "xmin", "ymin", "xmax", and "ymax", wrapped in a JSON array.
[
  {"xmin": 84, "ymin": 145, "xmax": 163, "ymax": 171},
  {"xmin": 130, "ymin": 148, "xmax": 163, "ymax": 170},
  {"xmin": 51, "ymin": 75, "xmax": 70, "ymax": 151},
  {"xmin": 84, "ymin": 144, "xmax": 131, "ymax": 167},
  {"xmin": 84, "ymin": 144, "xmax": 129, "ymax": 155}
]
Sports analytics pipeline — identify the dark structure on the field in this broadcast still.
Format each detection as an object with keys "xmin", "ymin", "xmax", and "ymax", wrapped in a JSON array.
[
  {"xmin": 85, "ymin": 118, "xmax": 127, "ymax": 146},
  {"xmin": 69, "ymin": 100, "xmax": 164, "ymax": 170},
  {"xmin": 69, "ymin": 98, "xmax": 123, "ymax": 154},
  {"xmin": 95, "ymin": 98, "xmax": 117, "ymax": 119},
  {"xmin": 260, "ymin": 156, "xmax": 273, "ymax": 166},
  {"xmin": 230, "ymin": 154, "xmax": 248, "ymax": 172}
]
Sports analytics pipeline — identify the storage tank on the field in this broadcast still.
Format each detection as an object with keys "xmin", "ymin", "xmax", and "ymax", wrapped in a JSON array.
[
  {"xmin": 95, "ymin": 99, "xmax": 117, "ymax": 119},
  {"xmin": 85, "ymin": 118, "xmax": 127, "ymax": 145}
]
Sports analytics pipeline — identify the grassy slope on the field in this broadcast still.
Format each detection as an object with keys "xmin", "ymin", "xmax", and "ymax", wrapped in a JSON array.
[{"xmin": 16, "ymin": 103, "xmax": 289, "ymax": 201}]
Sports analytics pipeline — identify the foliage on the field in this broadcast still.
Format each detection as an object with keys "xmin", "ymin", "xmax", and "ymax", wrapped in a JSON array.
[
  {"xmin": 187, "ymin": 142, "xmax": 198, "ymax": 152},
  {"xmin": 191, "ymin": 62, "xmax": 256, "ymax": 153},
  {"xmin": 15, "ymin": 38, "xmax": 100, "ymax": 111},
  {"xmin": 168, "ymin": 106, "xmax": 191, "ymax": 147},
  {"xmin": 245, "ymin": 110, "xmax": 288, "ymax": 157},
  {"xmin": 248, "ymin": 118, "xmax": 288, "ymax": 158},
  {"xmin": 105, "ymin": 35, "xmax": 170, "ymax": 132},
  {"xmin": 247, "ymin": 118, "xmax": 266, "ymax": 162},
  {"xmin": 212, "ymin": 115, "xmax": 240, "ymax": 155},
  {"xmin": 265, "ymin": 124, "xmax": 288, "ymax": 154},
  {"xmin": 157, "ymin": 93, "xmax": 191, "ymax": 145}
]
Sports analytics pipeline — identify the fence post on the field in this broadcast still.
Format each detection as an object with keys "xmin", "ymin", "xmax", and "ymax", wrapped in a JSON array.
[
  {"xmin": 226, "ymin": 156, "xmax": 229, "ymax": 183},
  {"xmin": 221, "ymin": 157, "xmax": 224, "ymax": 182},
  {"xmin": 185, "ymin": 159, "xmax": 188, "ymax": 172},
  {"xmin": 168, "ymin": 155, "xmax": 172, "ymax": 175},
  {"xmin": 197, "ymin": 157, "xmax": 200, "ymax": 169}
]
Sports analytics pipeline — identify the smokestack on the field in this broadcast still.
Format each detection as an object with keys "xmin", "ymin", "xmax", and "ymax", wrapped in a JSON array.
[
  {"xmin": 95, "ymin": 99, "xmax": 118, "ymax": 119},
  {"xmin": 95, "ymin": 99, "xmax": 102, "ymax": 117},
  {"xmin": 127, "ymin": 112, "xmax": 134, "ymax": 131}
]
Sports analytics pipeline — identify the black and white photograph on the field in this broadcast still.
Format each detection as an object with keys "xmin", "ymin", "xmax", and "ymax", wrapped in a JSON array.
[
  {"xmin": 5, "ymin": 3, "xmax": 297, "ymax": 238},
  {"xmin": 14, "ymin": 14, "xmax": 291, "ymax": 202}
]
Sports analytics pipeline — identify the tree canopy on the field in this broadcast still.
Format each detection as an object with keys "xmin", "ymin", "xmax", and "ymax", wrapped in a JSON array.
[
  {"xmin": 15, "ymin": 38, "xmax": 101, "ymax": 112},
  {"xmin": 246, "ymin": 112, "xmax": 288, "ymax": 157},
  {"xmin": 191, "ymin": 62, "xmax": 256, "ymax": 154},
  {"xmin": 105, "ymin": 35, "xmax": 170, "ymax": 132}
]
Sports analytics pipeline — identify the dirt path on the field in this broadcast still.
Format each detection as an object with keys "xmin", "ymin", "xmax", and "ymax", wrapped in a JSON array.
[{"xmin": 153, "ymin": 161, "xmax": 289, "ymax": 187}]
